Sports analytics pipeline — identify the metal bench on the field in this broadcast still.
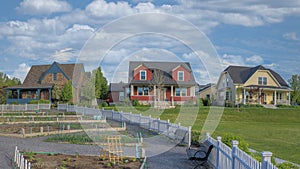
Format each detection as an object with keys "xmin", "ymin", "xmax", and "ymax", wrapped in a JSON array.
[{"xmin": 186, "ymin": 141, "xmax": 214, "ymax": 169}]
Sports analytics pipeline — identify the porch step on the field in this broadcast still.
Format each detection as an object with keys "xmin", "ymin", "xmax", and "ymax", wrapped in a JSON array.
[{"xmin": 263, "ymin": 104, "xmax": 278, "ymax": 109}]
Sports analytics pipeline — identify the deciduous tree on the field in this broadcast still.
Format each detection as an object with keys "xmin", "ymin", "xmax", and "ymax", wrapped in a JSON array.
[{"xmin": 288, "ymin": 74, "xmax": 300, "ymax": 105}]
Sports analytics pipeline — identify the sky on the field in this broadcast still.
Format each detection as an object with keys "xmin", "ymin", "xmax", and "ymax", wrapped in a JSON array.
[{"xmin": 0, "ymin": 0, "xmax": 299, "ymax": 85}]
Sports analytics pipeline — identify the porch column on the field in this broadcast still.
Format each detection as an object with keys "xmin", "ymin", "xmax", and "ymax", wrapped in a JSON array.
[
  {"xmin": 37, "ymin": 89, "xmax": 41, "ymax": 100},
  {"xmin": 243, "ymin": 88, "xmax": 246, "ymax": 105},
  {"xmin": 5, "ymin": 89, "xmax": 9, "ymax": 100},
  {"xmin": 259, "ymin": 89, "xmax": 262, "ymax": 104},
  {"xmin": 48, "ymin": 89, "xmax": 52, "ymax": 102},
  {"xmin": 274, "ymin": 90, "xmax": 277, "ymax": 105},
  {"xmin": 288, "ymin": 91, "xmax": 291, "ymax": 105},
  {"xmin": 17, "ymin": 89, "xmax": 20, "ymax": 100},
  {"xmin": 131, "ymin": 85, "xmax": 134, "ymax": 96},
  {"xmin": 171, "ymin": 85, "xmax": 174, "ymax": 106}
]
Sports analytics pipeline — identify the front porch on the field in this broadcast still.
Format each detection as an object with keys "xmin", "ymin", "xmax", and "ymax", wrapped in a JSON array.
[
  {"xmin": 130, "ymin": 84, "xmax": 196, "ymax": 106},
  {"xmin": 239, "ymin": 85, "xmax": 291, "ymax": 105},
  {"xmin": 5, "ymin": 86, "xmax": 53, "ymax": 104}
]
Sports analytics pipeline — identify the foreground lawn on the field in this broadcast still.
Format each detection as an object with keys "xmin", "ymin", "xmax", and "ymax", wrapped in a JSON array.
[{"xmin": 111, "ymin": 106, "xmax": 300, "ymax": 164}]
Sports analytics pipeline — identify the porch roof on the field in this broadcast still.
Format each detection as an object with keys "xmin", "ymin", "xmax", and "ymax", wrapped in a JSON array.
[
  {"xmin": 5, "ymin": 83, "xmax": 53, "ymax": 90},
  {"xmin": 244, "ymin": 85, "xmax": 292, "ymax": 91},
  {"xmin": 130, "ymin": 80, "xmax": 196, "ymax": 86}
]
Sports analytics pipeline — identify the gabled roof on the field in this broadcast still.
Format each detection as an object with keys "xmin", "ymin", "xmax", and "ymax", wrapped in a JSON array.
[
  {"xmin": 8, "ymin": 62, "xmax": 84, "ymax": 89},
  {"xmin": 128, "ymin": 61, "xmax": 196, "ymax": 85},
  {"xmin": 109, "ymin": 83, "xmax": 128, "ymax": 92},
  {"xmin": 198, "ymin": 83, "xmax": 216, "ymax": 92},
  {"xmin": 224, "ymin": 65, "xmax": 289, "ymax": 87}
]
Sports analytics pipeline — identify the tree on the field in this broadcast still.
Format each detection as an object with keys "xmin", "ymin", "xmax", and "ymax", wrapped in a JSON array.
[
  {"xmin": 0, "ymin": 72, "xmax": 21, "ymax": 104},
  {"xmin": 93, "ymin": 67, "xmax": 108, "ymax": 100},
  {"xmin": 150, "ymin": 69, "xmax": 165, "ymax": 106},
  {"xmin": 80, "ymin": 76, "xmax": 96, "ymax": 106},
  {"xmin": 51, "ymin": 82, "xmax": 63, "ymax": 103},
  {"xmin": 288, "ymin": 74, "xmax": 300, "ymax": 105},
  {"xmin": 60, "ymin": 80, "xmax": 73, "ymax": 102}
]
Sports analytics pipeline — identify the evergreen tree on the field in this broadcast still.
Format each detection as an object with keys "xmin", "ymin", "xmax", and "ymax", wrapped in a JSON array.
[
  {"xmin": 94, "ymin": 67, "xmax": 108, "ymax": 100},
  {"xmin": 60, "ymin": 80, "xmax": 73, "ymax": 102}
]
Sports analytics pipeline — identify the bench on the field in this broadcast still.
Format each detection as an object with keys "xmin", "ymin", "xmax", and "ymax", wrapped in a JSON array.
[{"xmin": 186, "ymin": 141, "xmax": 214, "ymax": 169}]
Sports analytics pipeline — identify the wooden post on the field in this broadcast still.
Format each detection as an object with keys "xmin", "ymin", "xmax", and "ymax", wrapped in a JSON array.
[
  {"xmin": 274, "ymin": 90, "xmax": 277, "ymax": 105},
  {"xmin": 231, "ymin": 140, "xmax": 239, "ymax": 169},
  {"xmin": 261, "ymin": 151, "xmax": 272, "ymax": 169},
  {"xmin": 216, "ymin": 136, "xmax": 222, "ymax": 168},
  {"xmin": 188, "ymin": 126, "xmax": 191, "ymax": 147}
]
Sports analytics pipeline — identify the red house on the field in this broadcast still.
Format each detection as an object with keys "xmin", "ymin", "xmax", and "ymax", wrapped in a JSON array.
[{"xmin": 128, "ymin": 61, "xmax": 197, "ymax": 106}]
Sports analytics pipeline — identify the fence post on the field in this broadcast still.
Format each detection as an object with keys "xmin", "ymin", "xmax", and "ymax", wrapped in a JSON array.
[
  {"xmin": 188, "ymin": 126, "xmax": 191, "ymax": 147},
  {"xmin": 157, "ymin": 118, "xmax": 161, "ymax": 133},
  {"xmin": 66, "ymin": 103, "xmax": 68, "ymax": 112},
  {"xmin": 14, "ymin": 146, "xmax": 17, "ymax": 164},
  {"xmin": 216, "ymin": 136, "xmax": 222, "ymax": 168},
  {"xmin": 231, "ymin": 140, "xmax": 239, "ymax": 169},
  {"xmin": 261, "ymin": 151, "xmax": 272, "ymax": 169}
]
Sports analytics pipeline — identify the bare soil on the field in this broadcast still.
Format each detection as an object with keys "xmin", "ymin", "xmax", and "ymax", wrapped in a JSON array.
[{"xmin": 23, "ymin": 153, "xmax": 143, "ymax": 169}]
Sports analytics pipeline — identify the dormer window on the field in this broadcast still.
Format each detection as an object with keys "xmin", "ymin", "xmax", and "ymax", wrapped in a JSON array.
[
  {"xmin": 258, "ymin": 77, "xmax": 267, "ymax": 85},
  {"xmin": 140, "ymin": 70, "xmax": 146, "ymax": 80},
  {"xmin": 178, "ymin": 71, "xmax": 184, "ymax": 81}
]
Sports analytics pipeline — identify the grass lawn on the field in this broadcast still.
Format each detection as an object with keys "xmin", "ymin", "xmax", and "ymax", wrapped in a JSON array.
[{"xmin": 108, "ymin": 106, "xmax": 300, "ymax": 164}]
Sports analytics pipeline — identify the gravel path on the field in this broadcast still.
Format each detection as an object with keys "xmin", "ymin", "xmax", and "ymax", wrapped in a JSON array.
[{"xmin": 0, "ymin": 136, "xmax": 194, "ymax": 169}]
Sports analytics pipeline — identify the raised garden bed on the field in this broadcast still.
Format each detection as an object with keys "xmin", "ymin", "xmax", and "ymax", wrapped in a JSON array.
[{"xmin": 21, "ymin": 152, "xmax": 144, "ymax": 169}]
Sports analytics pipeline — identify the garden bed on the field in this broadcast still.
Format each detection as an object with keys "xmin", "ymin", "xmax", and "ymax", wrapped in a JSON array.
[{"xmin": 22, "ymin": 152, "xmax": 143, "ymax": 169}]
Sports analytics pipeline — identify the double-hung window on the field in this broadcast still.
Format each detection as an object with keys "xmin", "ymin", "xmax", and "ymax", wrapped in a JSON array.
[
  {"xmin": 140, "ymin": 70, "xmax": 146, "ymax": 80},
  {"xmin": 178, "ymin": 71, "xmax": 184, "ymax": 81}
]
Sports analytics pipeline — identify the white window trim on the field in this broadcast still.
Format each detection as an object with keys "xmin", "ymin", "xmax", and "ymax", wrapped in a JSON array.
[
  {"xmin": 175, "ymin": 87, "xmax": 188, "ymax": 96},
  {"xmin": 140, "ymin": 70, "xmax": 146, "ymax": 80},
  {"xmin": 178, "ymin": 71, "xmax": 184, "ymax": 81}
]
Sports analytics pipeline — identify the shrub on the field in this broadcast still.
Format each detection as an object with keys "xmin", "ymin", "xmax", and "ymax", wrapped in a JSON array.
[
  {"xmin": 28, "ymin": 100, "xmax": 50, "ymax": 104},
  {"xmin": 220, "ymin": 133, "xmax": 250, "ymax": 154},
  {"xmin": 191, "ymin": 130, "xmax": 202, "ymax": 146},
  {"xmin": 202, "ymin": 98, "xmax": 211, "ymax": 106},
  {"xmin": 276, "ymin": 104, "xmax": 295, "ymax": 108},
  {"xmin": 276, "ymin": 162, "xmax": 299, "ymax": 169},
  {"xmin": 101, "ymin": 101, "xmax": 108, "ymax": 107},
  {"xmin": 131, "ymin": 99, "xmax": 140, "ymax": 107}
]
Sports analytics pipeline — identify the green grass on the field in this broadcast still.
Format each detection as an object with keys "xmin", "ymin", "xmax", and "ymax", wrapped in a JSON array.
[{"xmin": 113, "ymin": 105, "xmax": 300, "ymax": 164}]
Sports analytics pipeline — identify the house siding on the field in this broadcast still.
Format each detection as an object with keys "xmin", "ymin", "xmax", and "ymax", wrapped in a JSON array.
[
  {"xmin": 244, "ymin": 70, "xmax": 279, "ymax": 87},
  {"xmin": 133, "ymin": 65, "xmax": 152, "ymax": 81},
  {"xmin": 172, "ymin": 66, "xmax": 190, "ymax": 81}
]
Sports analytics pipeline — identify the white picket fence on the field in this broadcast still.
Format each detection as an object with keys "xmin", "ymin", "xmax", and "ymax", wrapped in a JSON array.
[
  {"xmin": 57, "ymin": 104, "xmax": 192, "ymax": 146},
  {"xmin": 206, "ymin": 133, "xmax": 278, "ymax": 169},
  {"xmin": 0, "ymin": 104, "xmax": 51, "ymax": 111},
  {"xmin": 14, "ymin": 146, "xmax": 31, "ymax": 169}
]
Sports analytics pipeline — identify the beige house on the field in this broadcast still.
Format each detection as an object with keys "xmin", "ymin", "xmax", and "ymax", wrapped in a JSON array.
[
  {"xmin": 198, "ymin": 83, "xmax": 216, "ymax": 101},
  {"xmin": 216, "ymin": 65, "xmax": 292, "ymax": 106}
]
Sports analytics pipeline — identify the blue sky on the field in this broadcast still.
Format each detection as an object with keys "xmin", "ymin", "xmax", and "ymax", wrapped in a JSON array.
[{"xmin": 0, "ymin": 0, "xmax": 299, "ymax": 84}]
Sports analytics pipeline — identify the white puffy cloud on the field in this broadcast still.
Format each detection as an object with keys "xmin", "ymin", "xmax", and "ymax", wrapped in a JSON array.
[
  {"xmin": 17, "ymin": 0, "xmax": 72, "ymax": 15},
  {"xmin": 283, "ymin": 32, "xmax": 299, "ymax": 41},
  {"xmin": 85, "ymin": 0, "xmax": 134, "ymax": 18},
  {"xmin": 246, "ymin": 55, "xmax": 264, "ymax": 65},
  {"xmin": 51, "ymin": 48, "xmax": 77, "ymax": 62},
  {"xmin": 13, "ymin": 63, "xmax": 31, "ymax": 82}
]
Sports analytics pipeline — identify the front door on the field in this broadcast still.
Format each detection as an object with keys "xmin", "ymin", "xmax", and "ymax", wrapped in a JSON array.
[
  {"xmin": 159, "ymin": 88, "xmax": 166, "ymax": 101},
  {"xmin": 261, "ymin": 93, "xmax": 265, "ymax": 104}
]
